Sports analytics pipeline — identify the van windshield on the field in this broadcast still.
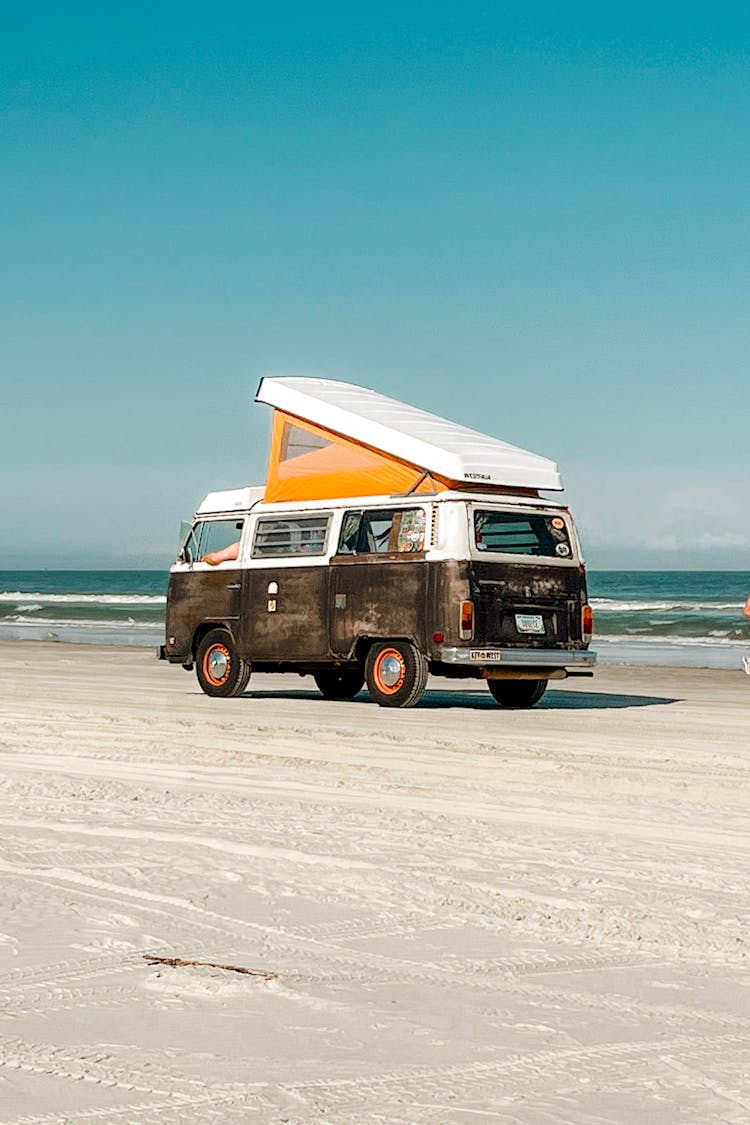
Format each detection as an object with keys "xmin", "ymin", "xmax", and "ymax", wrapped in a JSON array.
[{"xmin": 474, "ymin": 510, "xmax": 572, "ymax": 558}]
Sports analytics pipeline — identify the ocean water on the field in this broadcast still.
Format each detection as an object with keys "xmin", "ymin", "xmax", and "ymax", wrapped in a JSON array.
[
  {"xmin": 589, "ymin": 571, "xmax": 749, "ymax": 670},
  {"xmin": 0, "ymin": 571, "xmax": 167, "ymax": 650},
  {"xmin": 0, "ymin": 570, "xmax": 748, "ymax": 669}
]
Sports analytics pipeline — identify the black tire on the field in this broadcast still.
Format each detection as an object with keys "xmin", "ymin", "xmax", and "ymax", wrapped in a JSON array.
[
  {"xmin": 487, "ymin": 678, "xmax": 547, "ymax": 708},
  {"xmin": 195, "ymin": 629, "xmax": 251, "ymax": 698},
  {"xmin": 365, "ymin": 641, "xmax": 428, "ymax": 708},
  {"xmin": 313, "ymin": 668, "xmax": 365, "ymax": 700}
]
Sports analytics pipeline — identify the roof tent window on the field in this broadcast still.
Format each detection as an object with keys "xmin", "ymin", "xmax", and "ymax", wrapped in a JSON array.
[
  {"xmin": 474, "ymin": 510, "xmax": 572, "ymax": 558},
  {"xmin": 280, "ymin": 422, "xmax": 332, "ymax": 462},
  {"xmin": 338, "ymin": 508, "xmax": 426, "ymax": 555},
  {"xmin": 252, "ymin": 514, "xmax": 331, "ymax": 558}
]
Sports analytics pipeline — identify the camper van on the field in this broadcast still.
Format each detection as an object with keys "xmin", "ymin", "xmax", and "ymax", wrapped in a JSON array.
[{"xmin": 159, "ymin": 378, "xmax": 596, "ymax": 708}]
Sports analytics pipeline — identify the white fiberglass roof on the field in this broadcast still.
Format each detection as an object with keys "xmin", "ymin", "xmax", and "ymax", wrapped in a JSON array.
[
  {"xmin": 197, "ymin": 486, "xmax": 264, "ymax": 514},
  {"xmin": 255, "ymin": 377, "xmax": 563, "ymax": 491}
]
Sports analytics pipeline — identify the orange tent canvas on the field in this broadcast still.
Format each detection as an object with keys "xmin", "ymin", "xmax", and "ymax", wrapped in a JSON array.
[{"xmin": 264, "ymin": 411, "xmax": 447, "ymax": 503}]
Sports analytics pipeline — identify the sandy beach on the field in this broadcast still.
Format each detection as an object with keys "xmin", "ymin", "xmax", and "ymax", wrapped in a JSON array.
[{"xmin": 1, "ymin": 640, "xmax": 748, "ymax": 1123}]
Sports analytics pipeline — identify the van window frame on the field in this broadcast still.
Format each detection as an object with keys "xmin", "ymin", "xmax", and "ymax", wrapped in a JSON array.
[
  {"xmin": 183, "ymin": 516, "xmax": 245, "ymax": 566},
  {"xmin": 468, "ymin": 504, "xmax": 577, "ymax": 564},
  {"xmin": 334, "ymin": 505, "xmax": 428, "ymax": 560},
  {"xmin": 250, "ymin": 511, "xmax": 333, "ymax": 560}
]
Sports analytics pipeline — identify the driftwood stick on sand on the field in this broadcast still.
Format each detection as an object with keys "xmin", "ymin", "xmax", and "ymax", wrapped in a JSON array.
[{"xmin": 144, "ymin": 955, "xmax": 278, "ymax": 980}]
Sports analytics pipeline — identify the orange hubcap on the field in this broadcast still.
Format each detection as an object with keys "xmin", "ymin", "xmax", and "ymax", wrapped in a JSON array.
[{"xmin": 373, "ymin": 648, "xmax": 406, "ymax": 694}]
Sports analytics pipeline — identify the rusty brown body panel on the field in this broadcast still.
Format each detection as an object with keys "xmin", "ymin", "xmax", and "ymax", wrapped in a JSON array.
[
  {"xmin": 428, "ymin": 559, "xmax": 471, "ymax": 649},
  {"xmin": 163, "ymin": 556, "xmax": 588, "ymax": 668},
  {"xmin": 329, "ymin": 555, "xmax": 431, "ymax": 658},
  {"xmin": 470, "ymin": 560, "xmax": 587, "ymax": 649},
  {"xmin": 165, "ymin": 570, "xmax": 242, "ymax": 659},
  {"xmin": 240, "ymin": 566, "xmax": 329, "ymax": 661}
]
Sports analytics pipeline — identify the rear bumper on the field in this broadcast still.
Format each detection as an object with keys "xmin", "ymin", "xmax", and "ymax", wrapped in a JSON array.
[{"xmin": 439, "ymin": 646, "xmax": 596, "ymax": 670}]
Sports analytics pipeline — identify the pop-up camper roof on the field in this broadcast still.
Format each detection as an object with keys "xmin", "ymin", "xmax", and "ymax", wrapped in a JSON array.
[{"xmin": 255, "ymin": 377, "xmax": 563, "ymax": 504}]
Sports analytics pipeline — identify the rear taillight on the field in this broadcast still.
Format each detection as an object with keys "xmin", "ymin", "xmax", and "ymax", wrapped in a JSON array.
[
  {"xmin": 459, "ymin": 600, "xmax": 474, "ymax": 640},
  {"xmin": 582, "ymin": 604, "xmax": 593, "ymax": 641}
]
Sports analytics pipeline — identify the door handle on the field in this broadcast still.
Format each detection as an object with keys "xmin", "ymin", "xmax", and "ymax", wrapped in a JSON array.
[{"xmin": 226, "ymin": 582, "xmax": 241, "ymax": 590}]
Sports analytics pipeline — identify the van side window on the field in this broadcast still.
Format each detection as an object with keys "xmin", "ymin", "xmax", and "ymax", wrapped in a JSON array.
[
  {"xmin": 337, "ymin": 508, "xmax": 426, "ymax": 555},
  {"xmin": 189, "ymin": 518, "xmax": 244, "ymax": 560},
  {"xmin": 252, "ymin": 514, "xmax": 330, "ymax": 558}
]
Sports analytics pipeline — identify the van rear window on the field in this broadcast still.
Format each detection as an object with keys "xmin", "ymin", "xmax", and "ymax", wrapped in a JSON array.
[
  {"xmin": 474, "ymin": 510, "xmax": 572, "ymax": 558},
  {"xmin": 252, "ymin": 514, "xmax": 331, "ymax": 558}
]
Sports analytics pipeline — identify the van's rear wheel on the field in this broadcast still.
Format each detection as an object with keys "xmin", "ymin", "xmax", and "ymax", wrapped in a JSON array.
[
  {"xmin": 365, "ymin": 641, "xmax": 428, "ymax": 708},
  {"xmin": 196, "ymin": 629, "xmax": 251, "ymax": 698},
  {"xmin": 313, "ymin": 668, "xmax": 365, "ymax": 700},
  {"xmin": 487, "ymin": 679, "xmax": 547, "ymax": 708}
]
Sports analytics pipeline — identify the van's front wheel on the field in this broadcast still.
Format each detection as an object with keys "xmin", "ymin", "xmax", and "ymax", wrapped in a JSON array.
[
  {"xmin": 196, "ymin": 629, "xmax": 251, "ymax": 698},
  {"xmin": 313, "ymin": 668, "xmax": 365, "ymax": 700},
  {"xmin": 487, "ymin": 678, "xmax": 547, "ymax": 708},
  {"xmin": 365, "ymin": 641, "xmax": 428, "ymax": 708}
]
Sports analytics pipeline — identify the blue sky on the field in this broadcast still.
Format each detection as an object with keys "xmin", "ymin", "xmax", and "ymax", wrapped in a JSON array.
[{"xmin": 2, "ymin": 4, "xmax": 748, "ymax": 569}]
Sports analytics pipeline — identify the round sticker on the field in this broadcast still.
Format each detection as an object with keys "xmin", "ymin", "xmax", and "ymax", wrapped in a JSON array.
[
  {"xmin": 555, "ymin": 542, "xmax": 570, "ymax": 556},
  {"xmin": 551, "ymin": 517, "xmax": 565, "ymax": 530}
]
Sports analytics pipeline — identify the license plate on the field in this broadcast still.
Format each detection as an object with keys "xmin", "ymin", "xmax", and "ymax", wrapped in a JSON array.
[{"xmin": 515, "ymin": 613, "xmax": 544, "ymax": 634}]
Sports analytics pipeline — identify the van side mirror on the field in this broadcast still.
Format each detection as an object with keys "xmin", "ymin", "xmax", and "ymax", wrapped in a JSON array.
[{"xmin": 178, "ymin": 545, "xmax": 193, "ymax": 564}]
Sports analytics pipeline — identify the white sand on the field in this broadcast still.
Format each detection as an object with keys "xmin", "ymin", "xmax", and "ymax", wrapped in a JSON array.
[{"xmin": 1, "ymin": 641, "xmax": 749, "ymax": 1124}]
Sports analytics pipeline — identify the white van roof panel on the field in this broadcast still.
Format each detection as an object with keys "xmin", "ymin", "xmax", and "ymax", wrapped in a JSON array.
[
  {"xmin": 197, "ymin": 486, "xmax": 264, "ymax": 514},
  {"xmin": 255, "ymin": 377, "xmax": 563, "ymax": 492}
]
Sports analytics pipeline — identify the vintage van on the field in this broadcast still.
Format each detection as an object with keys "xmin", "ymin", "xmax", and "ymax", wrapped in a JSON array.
[{"xmin": 159, "ymin": 378, "xmax": 595, "ymax": 708}]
